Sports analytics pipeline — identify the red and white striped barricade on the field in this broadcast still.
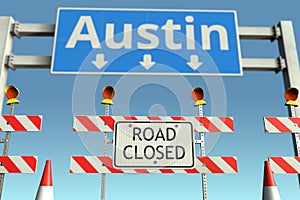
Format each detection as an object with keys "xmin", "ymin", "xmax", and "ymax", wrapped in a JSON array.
[
  {"xmin": 0, "ymin": 156, "xmax": 37, "ymax": 173},
  {"xmin": 71, "ymin": 115, "xmax": 237, "ymax": 174},
  {"xmin": 0, "ymin": 115, "xmax": 42, "ymax": 174},
  {"xmin": 73, "ymin": 116, "xmax": 234, "ymax": 133},
  {"xmin": 264, "ymin": 117, "xmax": 300, "ymax": 133},
  {"xmin": 268, "ymin": 157, "xmax": 300, "ymax": 174},
  {"xmin": 0, "ymin": 115, "xmax": 42, "ymax": 132},
  {"xmin": 70, "ymin": 156, "xmax": 238, "ymax": 174}
]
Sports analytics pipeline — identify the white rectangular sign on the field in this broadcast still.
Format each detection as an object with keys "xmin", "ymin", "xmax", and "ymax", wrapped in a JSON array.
[{"xmin": 114, "ymin": 121, "xmax": 194, "ymax": 168}]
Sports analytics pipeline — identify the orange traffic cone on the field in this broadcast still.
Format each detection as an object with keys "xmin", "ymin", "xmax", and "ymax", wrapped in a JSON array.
[
  {"xmin": 35, "ymin": 160, "xmax": 54, "ymax": 200},
  {"xmin": 262, "ymin": 161, "xmax": 281, "ymax": 200}
]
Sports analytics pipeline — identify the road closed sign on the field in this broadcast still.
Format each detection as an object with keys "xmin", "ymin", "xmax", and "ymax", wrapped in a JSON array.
[{"xmin": 113, "ymin": 121, "xmax": 194, "ymax": 168}]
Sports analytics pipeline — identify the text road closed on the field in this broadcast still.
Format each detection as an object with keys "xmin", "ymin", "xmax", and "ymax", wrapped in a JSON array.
[{"xmin": 114, "ymin": 121, "xmax": 194, "ymax": 168}]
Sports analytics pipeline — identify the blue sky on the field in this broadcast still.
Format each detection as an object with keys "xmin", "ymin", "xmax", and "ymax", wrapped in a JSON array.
[{"xmin": 0, "ymin": 0, "xmax": 300, "ymax": 199}]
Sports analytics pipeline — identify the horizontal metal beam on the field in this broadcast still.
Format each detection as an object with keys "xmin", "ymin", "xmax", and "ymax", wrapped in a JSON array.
[
  {"xmin": 238, "ymin": 26, "xmax": 280, "ymax": 40},
  {"xmin": 242, "ymin": 58, "xmax": 285, "ymax": 71},
  {"xmin": 5, "ymin": 55, "xmax": 284, "ymax": 72},
  {"xmin": 5, "ymin": 55, "xmax": 51, "ymax": 69},
  {"xmin": 12, "ymin": 23, "xmax": 55, "ymax": 37}
]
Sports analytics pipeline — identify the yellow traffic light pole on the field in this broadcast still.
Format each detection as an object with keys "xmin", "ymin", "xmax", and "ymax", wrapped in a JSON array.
[
  {"xmin": 284, "ymin": 87, "xmax": 300, "ymax": 186},
  {"xmin": 0, "ymin": 85, "xmax": 20, "ymax": 199},
  {"xmin": 284, "ymin": 88, "xmax": 300, "ymax": 157},
  {"xmin": 192, "ymin": 87, "xmax": 208, "ymax": 200},
  {"xmin": 100, "ymin": 86, "xmax": 115, "ymax": 200}
]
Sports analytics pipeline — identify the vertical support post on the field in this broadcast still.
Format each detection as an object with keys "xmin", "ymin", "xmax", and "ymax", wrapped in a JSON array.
[
  {"xmin": 100, "ymin": 85, "xmax": 115, "ymax": 200},
  {"xmin": 198, "ymin": 105, "xmax": 208, "ymax": 200},
  {"xmin": 100, "ymin": 104, "xmax": 109, "ymax": 200},
  {"xmin": 0, "ymin": 102, "xmax": 15, "ymax": 199},
  {"xmin": 191, "ymin": 87, "xmax": 208, "ymax": 200},
  {"xmin": 290, "ymin": 106, "xmax": 300, "ymax": 156},
  {"xmin": 278, "ymin": 21, "xmax": 300, "ymax": 185},
  {"xmin": 0, "ymin": 17, "xmax": 14, "ymax": 113}
]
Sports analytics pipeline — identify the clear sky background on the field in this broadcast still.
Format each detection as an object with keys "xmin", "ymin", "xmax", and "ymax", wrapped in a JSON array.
[{"xmin": 0, "ymin": 0, "xmax": 300, "ymax": 200}]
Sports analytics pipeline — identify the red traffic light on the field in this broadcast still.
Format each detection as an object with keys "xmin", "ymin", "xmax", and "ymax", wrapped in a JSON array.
[
  {"xmin": 284, "ymin": 87, "xmax": 298, "ymax": 101},
  {"xmin": 191, "ymin": 87, "xmax": 204, "ymax": 101},
  {"xmin": 101, "ymin": 86, "xmax": 115, "ymax": 105},
  {"xmin": 284, "ymin": 87, "xmax": 298, "ymax": 106},
  {"xmin": 102, "ymin": 86, "xmax": 115, "ymax": 100},
  {"xmin": 4, "ymin": 85, "xmax": 20, "ymax": 105},
  {"xmin": 5, "ymin": 85, "xmax": 19, "ymax": 99},
  {"xmin": 191, "ymin": 87, "xmax": 206, "ymax": 106}
]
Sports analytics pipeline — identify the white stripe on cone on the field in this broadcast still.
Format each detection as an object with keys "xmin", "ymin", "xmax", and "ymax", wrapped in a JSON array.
[
  {"xmin": 262, "ymin": 161, "xmax": 281, "ymax": 200},
  {"xmin": 36, "ymin": 187, "xmax": 54, "ymax": 200},
  {"xmin": 36, "ymin": 160, "xmax": 54, "ymax": 200},
  {"xmin": 263, "ymin": 187, "xmax": 281, "ymax": 200}
]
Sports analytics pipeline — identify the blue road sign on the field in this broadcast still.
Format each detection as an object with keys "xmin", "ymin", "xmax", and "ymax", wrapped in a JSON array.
[{"xmin": 51, "ymin": 8, "xmax": 242, "ymax": 76}]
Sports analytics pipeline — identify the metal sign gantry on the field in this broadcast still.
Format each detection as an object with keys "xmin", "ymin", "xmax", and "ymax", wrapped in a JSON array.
[
  {"xmin": 1, "ymin": 18, "xmax": 300, "ymax": 149},
  {"xmin": 1, "ymin": 14, "xmax": 300, "ymax": 199},
  {"xmin": 2, "ymin": 19, "xmax": 300, "ymax": 110}
]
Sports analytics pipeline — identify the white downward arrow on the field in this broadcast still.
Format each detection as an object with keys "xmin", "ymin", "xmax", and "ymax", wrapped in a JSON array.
[
  {"xmin": 187, "ymin": 55, "xmax": 203, "ymax": 70},
  {"xmin": 92, "ymin": 54, "xmax": 108, "ymax": 69},
  {"xmin": 139, "ymin": 54, "xmax": 155, "ymax": 70}
]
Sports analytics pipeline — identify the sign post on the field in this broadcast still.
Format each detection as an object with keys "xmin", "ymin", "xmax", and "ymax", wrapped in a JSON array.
[
  {"xmin": 0, "ymin": 17, "xmax": 14, "ymax": 114},
  {"xmin": 191, "ymin": 87, "xmax": 208, "ymax": 200},
  {"xmin": 100, "ymin": 86, "xmax": 115, "ymax": 200},
  {"xmin": 0, "ymin": 85, "xmax": 18, "ymax": 199},
  {"xmin": 284, "ymin": 88, "xmax": 300, "ymax": 157}
]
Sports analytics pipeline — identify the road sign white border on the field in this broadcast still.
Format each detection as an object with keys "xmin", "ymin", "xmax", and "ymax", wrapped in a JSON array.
[
  {"xmin": 51, "ymin": 7, "xmax": 243, "ymax": 76},
  {"xmin": 113, "ymin": 121, "xmax": 195, "ymax": 169}
]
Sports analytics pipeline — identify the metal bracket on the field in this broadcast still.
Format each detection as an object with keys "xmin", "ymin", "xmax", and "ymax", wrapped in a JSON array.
[
  {"xmin": 275, "ymin": 56, "xmax": 287, "ymax": 73},
  {"xmin": 5, "ymin": 54, "xmax": 16, "ymax": 70},
  {"xmin": 271, "ymin": 25, "xmax": 282, "ymax": 42},
  {"xmin": 12, "ymin": 21, "xmax": 21, "ymax": 39},
  {"xmin": 107, "ymin": 139, "xmax": 113, "ymax": 144},
  {"xmin": 104, "ymin": 139, "xmax": 113, "ymax": 144},
  {"xmin": 195, "ymin": 140, "xmax": 201, "ymax": 144}
]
